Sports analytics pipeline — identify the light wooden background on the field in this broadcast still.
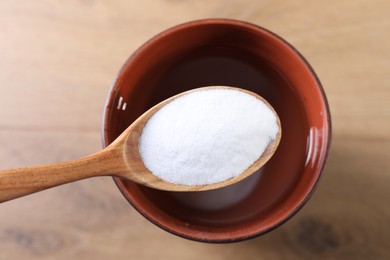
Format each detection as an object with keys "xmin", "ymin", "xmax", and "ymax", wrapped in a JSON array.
[{"xmin": 0, "ymin": 0, "xmax": 389, "ymax": 259}]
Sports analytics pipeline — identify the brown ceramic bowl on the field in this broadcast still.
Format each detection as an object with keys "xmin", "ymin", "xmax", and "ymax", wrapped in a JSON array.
[{"xmin": 102, "ymin": 19, "xmax": 331, "ymax": 243}]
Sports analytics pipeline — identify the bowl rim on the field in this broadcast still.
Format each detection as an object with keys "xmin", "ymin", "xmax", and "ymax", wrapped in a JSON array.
[{"xmin": 102, "ymin": 18, "xmax": 332, "ymax": 243}]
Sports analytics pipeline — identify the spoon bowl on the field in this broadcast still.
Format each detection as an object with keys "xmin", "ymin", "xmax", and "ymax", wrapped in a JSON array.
[
  {"xmin": 0, "ymin": 86, "xmax": 281, "ymax": 202},
  {"xmin": 122, "ymin": 86, "xmax": 281, "ymax": 191}
]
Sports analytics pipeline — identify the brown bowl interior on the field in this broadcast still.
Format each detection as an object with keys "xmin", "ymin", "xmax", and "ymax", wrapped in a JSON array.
[{"xmin": 102, "ymin": 19, "xmax": 330, "ymax": 242}]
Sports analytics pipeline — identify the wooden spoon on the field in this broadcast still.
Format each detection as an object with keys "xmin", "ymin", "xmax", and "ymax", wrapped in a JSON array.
[{"xmin": 0, "ymin": 87, "xmax": 281, "ymax": 203}]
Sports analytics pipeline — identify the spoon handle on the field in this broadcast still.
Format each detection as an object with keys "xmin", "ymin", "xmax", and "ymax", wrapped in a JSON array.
[{"xmin": 0, "ymin": 148, "xmax": 121, "ymax": 203}]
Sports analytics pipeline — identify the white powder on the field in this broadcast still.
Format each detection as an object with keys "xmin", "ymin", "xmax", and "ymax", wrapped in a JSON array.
[{"xmin": 138, "ymin": 87, "xmax": 279, "ymax": 186}]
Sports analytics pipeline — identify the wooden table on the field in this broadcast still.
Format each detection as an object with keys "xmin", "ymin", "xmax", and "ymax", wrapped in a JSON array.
[{"xmin": 0, "ymin": 1, "xmax": 389, "ymax": 259}]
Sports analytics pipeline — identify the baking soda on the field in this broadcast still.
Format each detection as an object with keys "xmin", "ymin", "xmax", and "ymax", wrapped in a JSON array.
[{"xmin": 138, "ymin": 87, "xmax": 279, "ymax": 186}]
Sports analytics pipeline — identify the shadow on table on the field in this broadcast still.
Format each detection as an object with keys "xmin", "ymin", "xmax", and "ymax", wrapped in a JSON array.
[{"xmin": 238, "ymin": 139, "xmax": 390, "ymax": 259}]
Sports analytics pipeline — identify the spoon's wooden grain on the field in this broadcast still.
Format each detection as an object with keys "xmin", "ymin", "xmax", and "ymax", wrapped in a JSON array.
[{"xmin": 0, "ymin": 87, "xmax": 281, "ymax": 203}]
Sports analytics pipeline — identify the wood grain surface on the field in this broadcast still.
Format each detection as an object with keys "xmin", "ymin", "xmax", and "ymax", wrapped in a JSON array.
[{"xmin": 0, "ymin": 0, "xmax": 389, "ymax": 259}]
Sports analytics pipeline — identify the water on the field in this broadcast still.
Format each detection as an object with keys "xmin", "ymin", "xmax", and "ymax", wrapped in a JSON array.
[{"xmin": 116, "ymin": 45, "xmax": 309, "ymax": 227}]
